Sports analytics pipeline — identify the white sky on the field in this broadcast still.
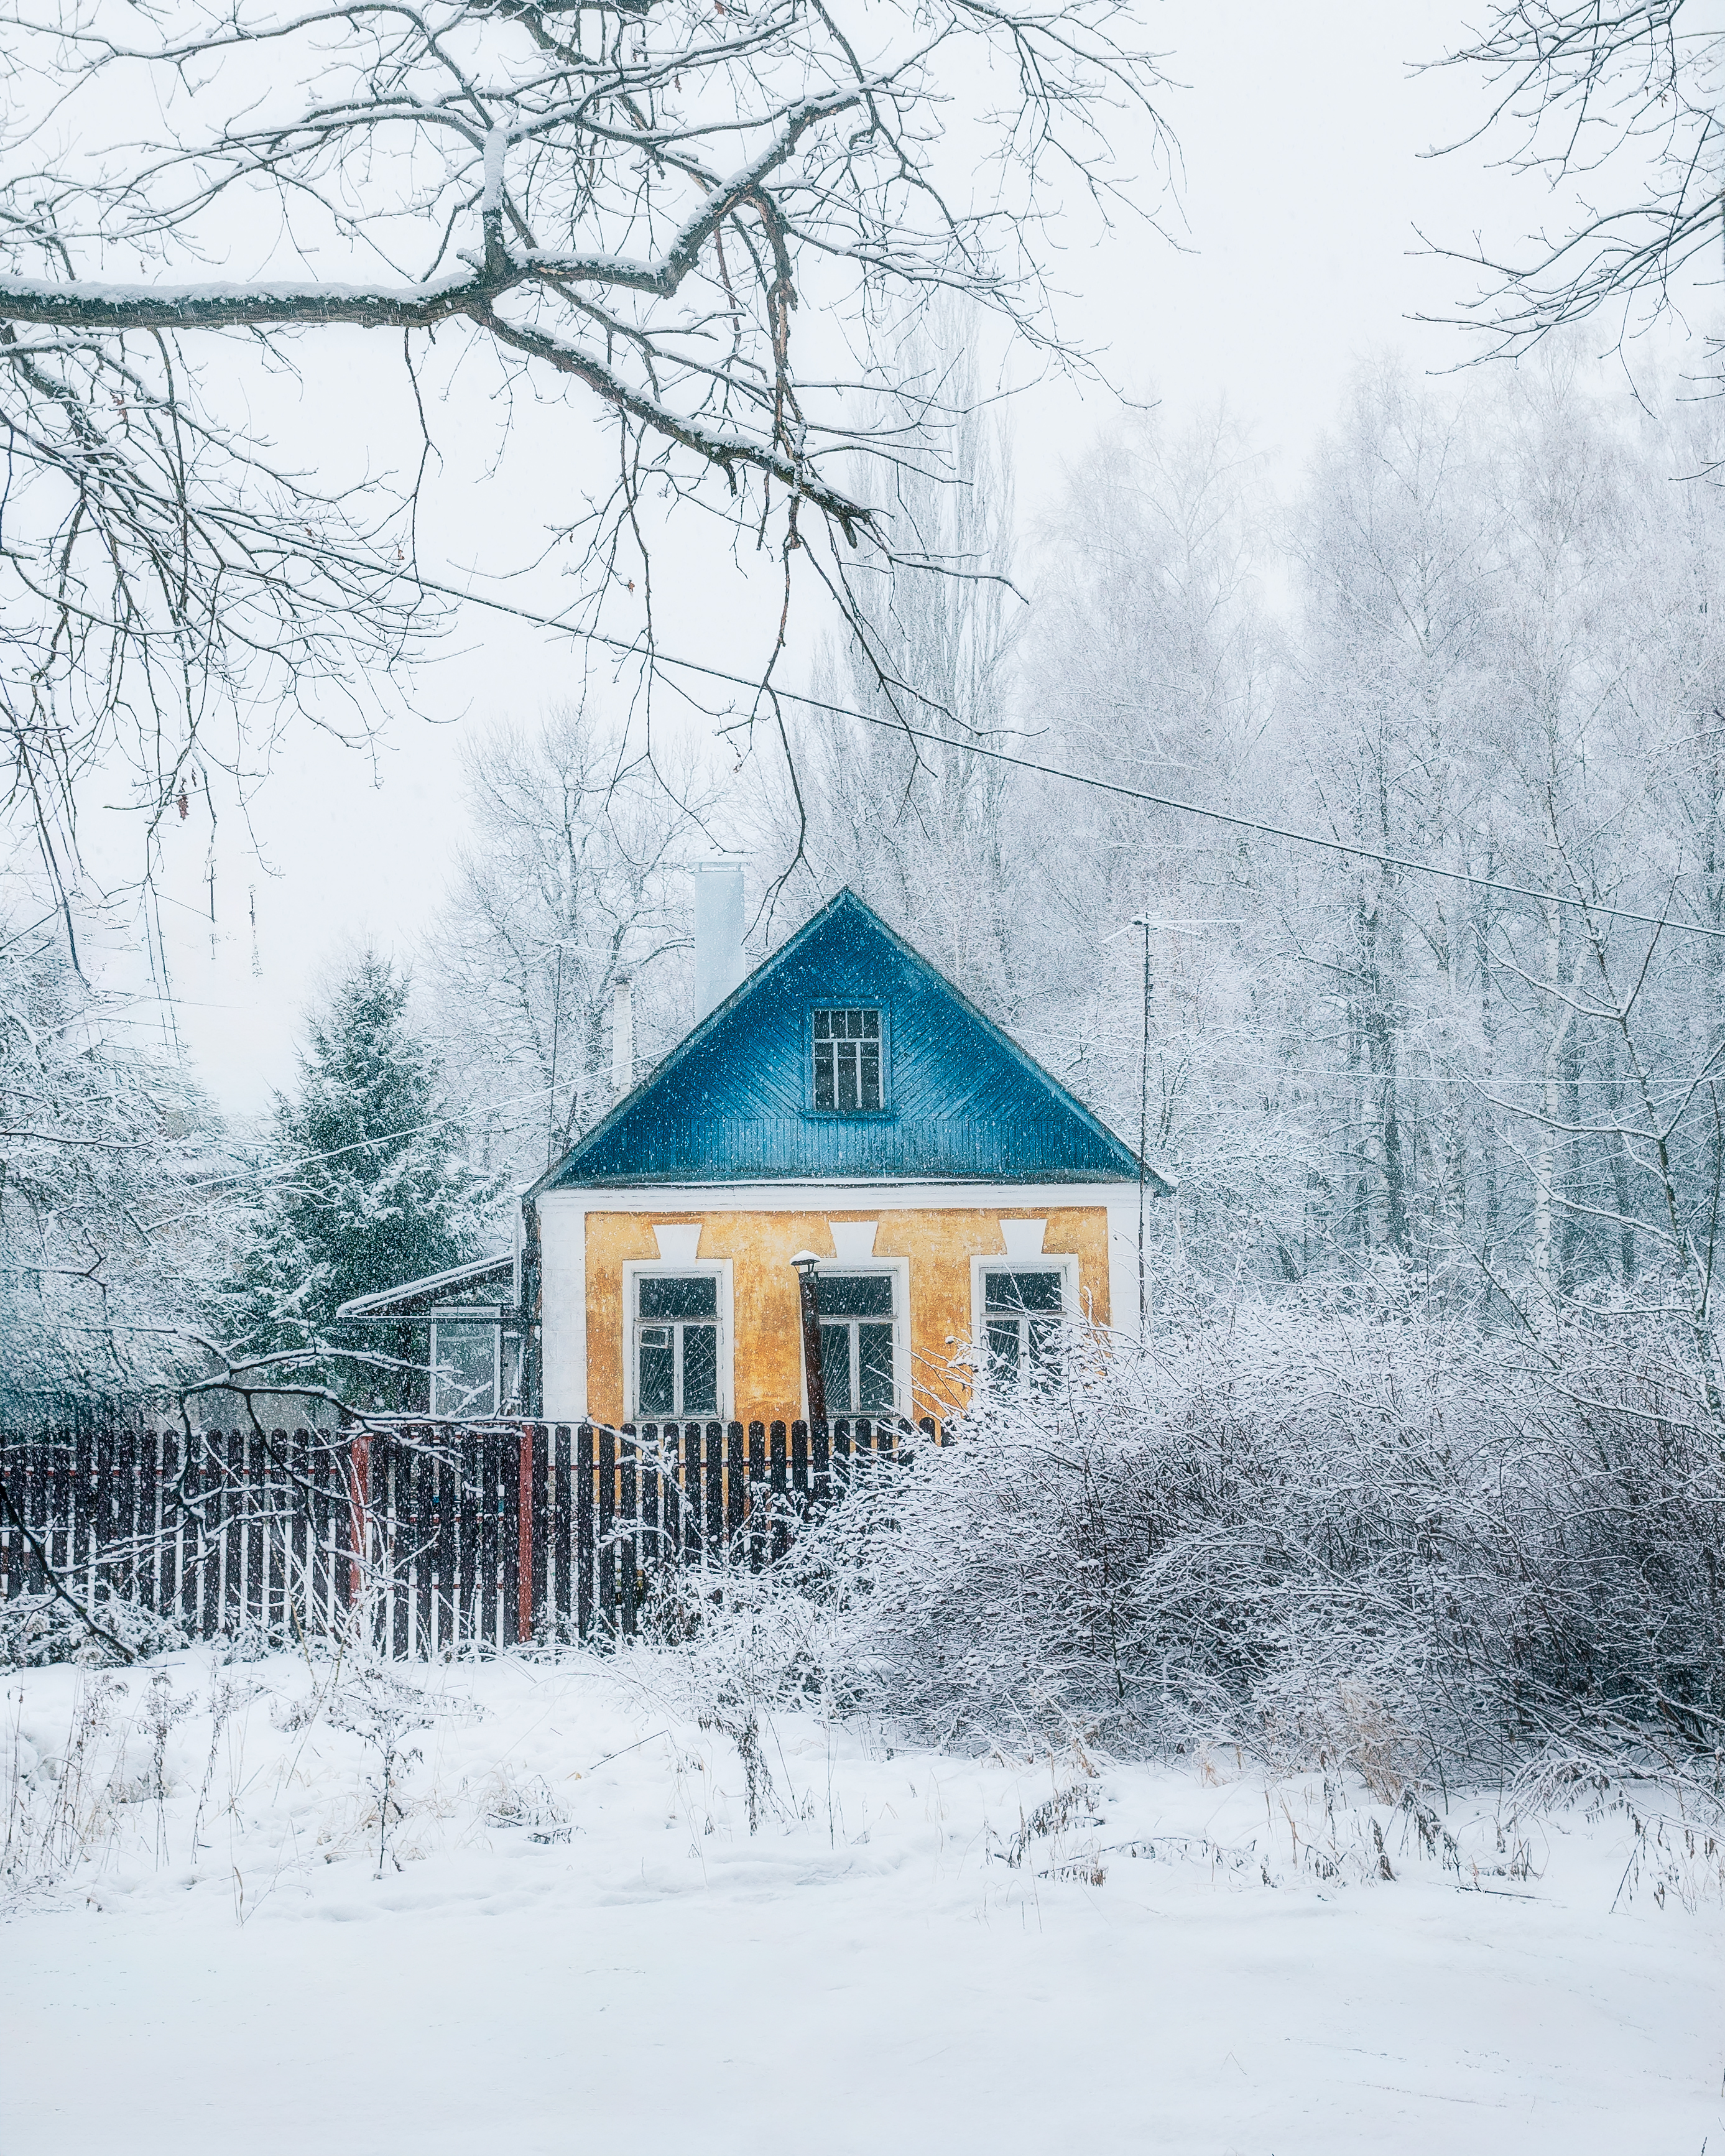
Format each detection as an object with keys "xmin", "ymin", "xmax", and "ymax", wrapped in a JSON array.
[{"xmin": 72, "ymin": 0, "xmax": 1640, "ymax": 1116}]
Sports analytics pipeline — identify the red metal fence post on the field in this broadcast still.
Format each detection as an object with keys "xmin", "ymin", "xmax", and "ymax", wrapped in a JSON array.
[{"xmin": 346, "ymin": 1433, "xmax": 371, "ymax": 1610}]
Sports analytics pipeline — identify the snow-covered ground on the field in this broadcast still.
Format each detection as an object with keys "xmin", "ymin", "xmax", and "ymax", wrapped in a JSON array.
[{"xmin": 5, "ymin": 1649, "xmax": 1721, "ymax": 2154}]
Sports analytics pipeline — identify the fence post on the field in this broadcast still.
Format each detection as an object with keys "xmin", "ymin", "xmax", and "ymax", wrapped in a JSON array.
[
  {"xmin": 513, "ymin": 1423, "xmax": 532, "ymax": 1638},
  {"xmin": 346, "ymin": 1432, "xmax": 371, "ymax": 1612}
]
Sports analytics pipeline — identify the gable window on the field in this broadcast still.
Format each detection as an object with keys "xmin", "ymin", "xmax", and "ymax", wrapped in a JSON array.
[
  {"xmin": 816, "ymin": 1271, "xmax": 897, "ymax": 1413},
  {"xmin": 813, "ymin": 1007, "xmax": 882, "ymax": 1113},
  {"xmin": 634, "ymin": 1273, "xmax": 719, "ymax": 1417},
  {"xmin": 982, "ymin": 1268, "xmax": 1068, "ymax": 1389}
]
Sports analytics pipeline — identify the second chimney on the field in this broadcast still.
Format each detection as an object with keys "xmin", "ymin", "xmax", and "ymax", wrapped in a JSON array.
[{"xmin": 693, "ymin": 859, "xmax": 746, "ymax": 1022}]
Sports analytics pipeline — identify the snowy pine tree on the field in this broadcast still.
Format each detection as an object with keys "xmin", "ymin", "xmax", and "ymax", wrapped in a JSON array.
[{"xmin": 241, "ymin": 954, "xmax": 500, "ymax": 1396}]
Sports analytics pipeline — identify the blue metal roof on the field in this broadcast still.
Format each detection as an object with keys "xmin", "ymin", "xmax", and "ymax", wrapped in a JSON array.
[{"xmin": 533, "ymin": 889, "xmax": 1169, "ymax": 1193}]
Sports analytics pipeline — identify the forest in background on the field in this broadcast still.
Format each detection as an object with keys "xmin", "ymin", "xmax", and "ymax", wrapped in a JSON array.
[
  {"xmin": 6, "ymin": 335, "xmax": 1725, "ymax": 1415},
  {"xmin": 430, "ymin": 336, "xmax": 1725, "ymax": 1373},
  {"xmin": 6, "ymin": 334, "xmax": 1725, "ymax": 1795}
]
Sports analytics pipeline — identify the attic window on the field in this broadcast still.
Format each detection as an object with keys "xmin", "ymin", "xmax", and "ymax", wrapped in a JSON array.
[{"xmin": 813, "ymin": 1007, "xmax": 882, "ymax": 1113}]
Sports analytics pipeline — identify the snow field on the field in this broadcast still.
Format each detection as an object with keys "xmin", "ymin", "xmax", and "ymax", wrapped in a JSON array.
[{"xmin": 4, "ymin": 1649, "xmax": 1721, "ymax": 2155}]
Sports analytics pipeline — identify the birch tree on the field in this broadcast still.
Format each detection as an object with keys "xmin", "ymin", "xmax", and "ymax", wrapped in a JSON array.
[{"xmin": 424, "ymin": 703, "xmax": 711, "ymax": 1177}]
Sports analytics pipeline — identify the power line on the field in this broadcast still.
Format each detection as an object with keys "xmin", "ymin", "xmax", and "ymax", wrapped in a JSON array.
[
  {"xmin": 636, "ymin": 644, "xmax": 1725, "ymax": 945},
  {"xmin": 430, "ymin": 579, "xmax": 1725, "ymax": 946},
  {"xmin": 180, "ymin": 1080, "xmax": 557, "ymax": 1191}
]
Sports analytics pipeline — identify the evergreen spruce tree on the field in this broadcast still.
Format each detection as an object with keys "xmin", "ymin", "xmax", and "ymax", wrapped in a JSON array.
[{"xmin": 244, "ymin": 953, "xmax": 500, "ymax": 1398}]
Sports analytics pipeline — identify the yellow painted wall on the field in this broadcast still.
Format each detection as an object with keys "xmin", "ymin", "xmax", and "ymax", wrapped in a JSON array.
[{"xmin": 583, "ymin": 1206, "xmax": 1109, "ymax": 1424}]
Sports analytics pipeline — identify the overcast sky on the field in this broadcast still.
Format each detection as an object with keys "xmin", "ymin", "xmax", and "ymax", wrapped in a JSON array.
[{"xmin": 96, "ymin": 0, "xmax": 1649, "ymax": 1117}]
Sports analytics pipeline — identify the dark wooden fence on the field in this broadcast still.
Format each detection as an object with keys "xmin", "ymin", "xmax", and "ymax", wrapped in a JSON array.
[{"xmin": 0, "ymin": 1419, "xmax": 926, "ymax": 1652}]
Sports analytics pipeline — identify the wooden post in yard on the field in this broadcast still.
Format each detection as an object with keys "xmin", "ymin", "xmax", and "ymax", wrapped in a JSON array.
[{"xmin": 790, "ymin": 1251, "xmax": 826, "ymax": 1423}]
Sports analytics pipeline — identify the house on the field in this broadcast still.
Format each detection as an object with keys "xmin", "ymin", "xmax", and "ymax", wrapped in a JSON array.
[
  {"xmin": 525, "ymin": 881, "xmax": 1169, "ymax": 1426},
  {"xmin": 341, "ymin": 878, "xmax": 1170, "ymax": 1422}
]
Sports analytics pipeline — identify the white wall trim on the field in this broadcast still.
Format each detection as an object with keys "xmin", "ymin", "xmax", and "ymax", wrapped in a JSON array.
[
  {"xmin": 539, "ymin": 1200, "xmax": 588, "ymax": 1420},
  {"xmin": 1106, "ymin": 1200, "xmax": 1141, "ymax": 1341},
  {"xmin": 537, "ymin": 1179, "xmax": 1140, "ymax": 1215},
  {"xmin": 828, "ymin": 1218, "xmax": 878, "ymax": 1260}
]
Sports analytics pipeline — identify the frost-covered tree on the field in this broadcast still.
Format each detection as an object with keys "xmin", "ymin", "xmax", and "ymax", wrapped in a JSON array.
[
  {"xmin": 1021, "ymin": 404, "xmax": 1287, "ymax": 1269},
  {"xmin": 423, "ymin": 704, "xmax": 713, "ymax": 1178},
  {"xmin": 0, "ymin": 904, "xmax": 229, "ymax": 1422},
  {"xmin": 243, "ymin": 954, "xmax": 499, "ymax": 1381},
  {"xmin": 757, "ymin": 312, "xmax": 1050, "ymax": 1030},
  {"xmin": 0, "ymin": 0, "xmax": 1173, "ymax": 915}
]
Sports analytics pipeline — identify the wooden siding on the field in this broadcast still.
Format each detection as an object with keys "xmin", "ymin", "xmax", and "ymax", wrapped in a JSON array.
[
  {"xmin": 535, "ymin": 890, "xmax": 1162, "ymax": 1191},
  {"xmin": 578, "ymin": 1205, "xmax": 1111, "ymax": 1425}
]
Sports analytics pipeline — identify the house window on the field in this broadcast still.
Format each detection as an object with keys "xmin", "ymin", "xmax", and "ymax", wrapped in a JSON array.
[
  {"xmin": 982, "ymin": 1269, "xmax": 1068, "ymax": 1389},
  {"xmin": 816, "ymin": 1272, "xmax": 897, "ymax": 1414},
  {"xmin": 635, "ymin": 1274, "xmax": 720, "ymax": 1417},
  {"xmin": 430, "ymin": 1320, "xmax": 499, "ymax": 1417},
  {"xmin": 813, "ymin": 1007, "xmax": 882, "ymax": 1113}
]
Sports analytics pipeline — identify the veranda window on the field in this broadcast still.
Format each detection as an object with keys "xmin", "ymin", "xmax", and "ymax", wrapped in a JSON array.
[
  {"xmin": 635, "ymin": 1274, "xmax": 720, "ymax": 1417},
  {"xmin": 813, "ymin": 1007, "xmax": 882, "ymax": 1112},
  {"xmin": 983, "ymin": 1269, "xmax": 1066, "ymax": 1389},
  {"xmin": 430, "ymin": 1320, "xmax": 499, "ymax": 1417},
  {"xmin": 817, "ymin": 1272, "xmax": 896, "ymax": 1414}
]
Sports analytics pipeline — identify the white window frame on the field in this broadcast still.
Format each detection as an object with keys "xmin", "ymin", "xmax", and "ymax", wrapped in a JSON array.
[
  {"xmin": 429, "ymin": 1318, "xmax": 501, "ymax": 1418},
  {"xmin": 801, "ymin": 1256, "xmax": 910, "ymax": 1418},
  {"xmin": 968, "ymin": 1254, "xmax": 1080, "ymax": 1390},
  {"xmin": 810, "ymin": 1005, "xmax": 888, "ymax": 1116},
  {"xmin": 622, "ymin": 1259, "xmax": 734, "ymax": 1421}
]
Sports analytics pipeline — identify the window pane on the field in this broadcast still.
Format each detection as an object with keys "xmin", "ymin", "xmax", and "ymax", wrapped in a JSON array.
[
  {"xmin": 819, "ymin": 1323, "xmax": 853, "ymax": 1412},
  {"xmin": 985, "ymin": 1269, "xmax": 1065, "ymax": 1314},
  {"xmin": 682, "ymin": 1324, "xmax": 718, "ymax": 1413},
  {"xmin": 432, "ymin": 1323, "xmax": 497, "ymax": 1416},
  {"xmin": 640, "ymin": 1274, "xmax": 718, "ymax": 1319},
  {"xmin": 639, "ymin": 1335, "xmax": 675, "ymax": 1415},
  {"xmin": 818, "ymin": 1272, "xmax": 894, "ymax": 1316},
  {"xmin": 986, "ymin": 1319, "xmax": 1021, "ymax": 1384},
  {"xmin": 814, "ymin": 1009, "xmax": 883, "ymax": 1112},
  {"xmin": 858, "ymin": 1323, "xmax": 895, "ymax": 1410}
]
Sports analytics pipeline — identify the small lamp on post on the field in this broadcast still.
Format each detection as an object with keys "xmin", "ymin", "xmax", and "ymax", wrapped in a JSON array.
[{"xmin": 790, "ymin": 1251, "xmax": 827, "ymax": 1423}]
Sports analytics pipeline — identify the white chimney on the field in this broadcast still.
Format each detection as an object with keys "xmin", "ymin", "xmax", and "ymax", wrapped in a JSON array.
[
  {"xmin": 611, "ymin": 975, "xmax": 634, "ymax": 1099},
  {"xmin": 693, "ymin": 859, "xmax": 746, "ymax": 1022}
]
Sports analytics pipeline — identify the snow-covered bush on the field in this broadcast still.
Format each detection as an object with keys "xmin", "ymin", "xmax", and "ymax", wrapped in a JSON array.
[
  {"xmin": 0, "ymin": 1591, "xmax": 187, "ymax": 1672},
  {"xmin": 689, "ymin": 1296, "xmax": 1725, "ymax": 1788}
]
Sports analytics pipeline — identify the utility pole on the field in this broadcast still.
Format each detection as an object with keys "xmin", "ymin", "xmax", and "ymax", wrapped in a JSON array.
[
  {"xmin": 1104, "ymin": 911, "xmax": 1241, "ymax": 1339},
  {"xmin": 1132, "ymin": 914, "xmax": 1152, "ymax": 1341},
  {"xmin": 545, "ymin": 944, "xmax": 564, "ymax": 1170}
]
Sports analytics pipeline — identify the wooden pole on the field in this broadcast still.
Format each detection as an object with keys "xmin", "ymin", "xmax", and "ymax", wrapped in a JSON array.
[{"xmin": 793, "ymin": 1257, "xmax": 826, "ymax": 1423}]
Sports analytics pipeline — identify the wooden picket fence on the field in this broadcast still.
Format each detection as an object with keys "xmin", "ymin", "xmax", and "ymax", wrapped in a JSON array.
[{"xmin": 0, "ymin": 1418, "xmax": 926, "ymax": 1653}]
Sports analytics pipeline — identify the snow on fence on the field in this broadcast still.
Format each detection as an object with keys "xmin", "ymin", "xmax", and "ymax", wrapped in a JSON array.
[{"xmin": 0, "ymin": 1420, "xmax": 928, "ymax": 1651}]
